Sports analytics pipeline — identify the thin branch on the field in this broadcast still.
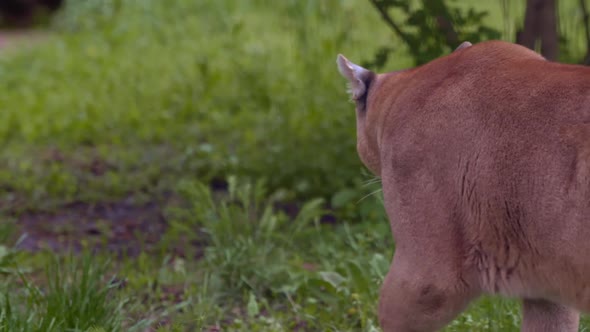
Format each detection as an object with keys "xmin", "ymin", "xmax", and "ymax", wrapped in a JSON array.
[{"xmin": 368, "ymin": 0, "xmax": 413, "ymax": 46}]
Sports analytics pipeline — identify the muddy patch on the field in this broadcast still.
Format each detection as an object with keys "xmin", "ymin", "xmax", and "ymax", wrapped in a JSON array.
[{"xmin": 17, "ymin": 199, "xmax": 171, "ymax": 257}]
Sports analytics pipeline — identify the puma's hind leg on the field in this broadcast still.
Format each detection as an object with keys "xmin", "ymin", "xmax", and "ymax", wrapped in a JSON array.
[
  {"xmin": 378, "ymin": 252, "xmax": 479, "ymax": 332},
  {"xmin": 521, "ymin": 299, "xmax": 579, "ymax": 332}
]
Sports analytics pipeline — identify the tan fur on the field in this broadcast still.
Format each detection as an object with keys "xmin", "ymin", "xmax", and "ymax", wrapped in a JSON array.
[{"xmin": 337, "ymin": 40, "xmax": 590, "ymax": 331}]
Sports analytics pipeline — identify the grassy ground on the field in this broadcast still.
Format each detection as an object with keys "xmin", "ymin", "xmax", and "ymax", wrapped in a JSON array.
[{"xmin": 1, "ymin": 0, "xmax": 590, "ymax": 331}]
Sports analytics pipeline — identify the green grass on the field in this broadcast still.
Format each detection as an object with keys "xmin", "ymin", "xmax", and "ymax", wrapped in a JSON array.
[
  {"xmin": 0, "ymin": 254, "xmax": 134, "ymax": 332},
  {"xmin": 1, "ymin": 0, "xmax": 590, "ymax": 331},
  {"xmin": 0, "ymin": 180, "xmax": 523, "ymax": 331}
]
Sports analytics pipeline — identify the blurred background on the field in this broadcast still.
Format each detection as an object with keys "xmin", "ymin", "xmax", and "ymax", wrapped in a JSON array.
[{"xmin": 0, "ymin": 0, "xmax": 586, "ymax": 331}]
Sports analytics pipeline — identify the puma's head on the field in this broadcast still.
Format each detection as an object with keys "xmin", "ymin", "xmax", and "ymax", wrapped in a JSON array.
[
  {"xmin": 337, "ymin": 42, "xmax": 473, "ymax": 176},
  {"xmin": 336, "ymin": 54, "xmax": 381, "ymax": 175}
]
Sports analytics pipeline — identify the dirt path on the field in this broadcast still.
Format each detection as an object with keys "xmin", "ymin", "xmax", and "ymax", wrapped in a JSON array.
[{"xmin": 0, "ymin": 29, "xmax": 49, "ymax": 51}]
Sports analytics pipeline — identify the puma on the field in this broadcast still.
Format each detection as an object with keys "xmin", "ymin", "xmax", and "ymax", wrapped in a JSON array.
[{"xmin": 337, "ymin": 40, "xmax": 590, "ymax": 331}]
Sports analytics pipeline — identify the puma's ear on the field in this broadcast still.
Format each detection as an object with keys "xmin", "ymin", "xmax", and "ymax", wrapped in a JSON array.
[
  {"xmin": 337, "ymin": 54, "xmax": 372, "ymax": 100},
  {"xmin": 454, "ymin": 41, "xmax": 472, "ymax": 52}
]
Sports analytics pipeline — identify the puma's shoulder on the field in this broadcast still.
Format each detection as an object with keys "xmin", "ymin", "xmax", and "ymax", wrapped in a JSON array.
[
  {"xmin": 461, "ymin": 40, "xmax": 545, "ymax": 61},
  {"xmin": 561, "ymin": 124, "xmax": 590, "ymax": 196}
]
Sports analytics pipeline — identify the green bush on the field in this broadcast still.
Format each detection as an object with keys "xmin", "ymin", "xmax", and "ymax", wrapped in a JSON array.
[{"xmin": 0, "ymin": 0, "xmax": 403, "ymax": 206}]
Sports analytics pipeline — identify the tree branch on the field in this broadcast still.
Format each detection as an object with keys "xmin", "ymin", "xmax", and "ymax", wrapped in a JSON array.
[{"xmin": 368, "ymin": 0, "xmax": 413, "ymax": 46}]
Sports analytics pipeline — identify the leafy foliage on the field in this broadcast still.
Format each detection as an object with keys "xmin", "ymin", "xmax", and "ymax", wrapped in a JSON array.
[{"xmin": 366, "ymin": 0, "xmax": 501, "ymax": 67}]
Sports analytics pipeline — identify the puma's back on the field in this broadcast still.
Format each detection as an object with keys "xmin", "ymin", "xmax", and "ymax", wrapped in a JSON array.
[{"xmin": 337, "ymin": 40, "xmax": 590, "ymax": 331}]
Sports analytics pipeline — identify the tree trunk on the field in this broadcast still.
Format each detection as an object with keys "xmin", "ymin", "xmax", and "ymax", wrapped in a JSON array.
[
  {"xmin": 580, "ymin": 0, "xmax": 590, "ymax": 64},
  {"xmin": 517, "ymin": 0, "xmax": 559, "ymax": 61}
]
